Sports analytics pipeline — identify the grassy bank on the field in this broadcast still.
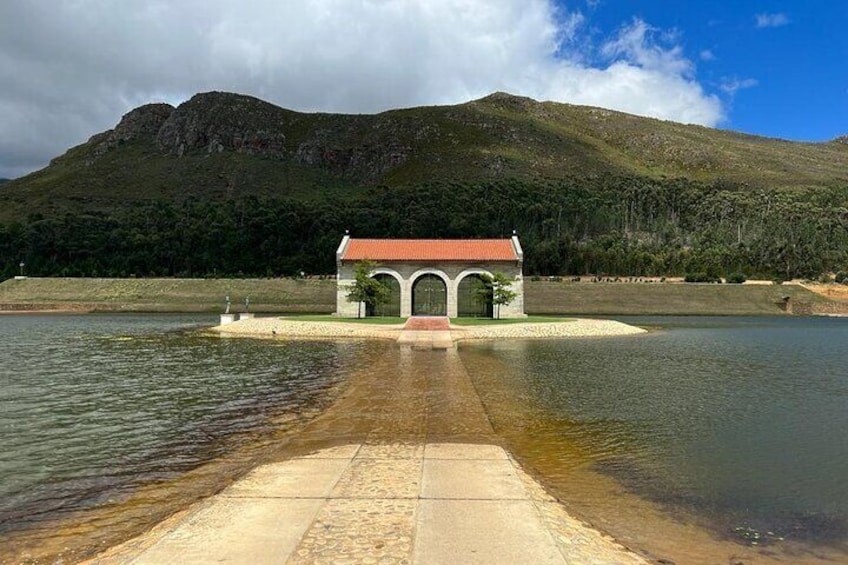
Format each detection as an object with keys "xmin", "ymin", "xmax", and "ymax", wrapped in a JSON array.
[
  {"xmin": 525, "ymin": 281, "xmax": 829, "ymax": 316},
  {"xmin": 0, "ymin": 277, "xmax": 336, "ymax": 313},
  {"xmin": 0, "ymin": 277, "xmax": 837, "ymax": 316}
]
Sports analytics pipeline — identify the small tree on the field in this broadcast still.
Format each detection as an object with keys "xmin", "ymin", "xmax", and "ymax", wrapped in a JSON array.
[
  {"xmin": 471, "ymin": 275, "xmax": 494, "ymax": 317},
  {"xmin": 346, "ymin": 260, "xmax": 391, "ymax": 319},
  {"xmin": 473, "ymin": 272, "xmax": 518, "ymax": 320}
]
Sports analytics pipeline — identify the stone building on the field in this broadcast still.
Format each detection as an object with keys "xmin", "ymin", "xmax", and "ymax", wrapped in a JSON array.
[{"xmin": 335, "ymin": 235, "xmax": 526, "ymax": 318}]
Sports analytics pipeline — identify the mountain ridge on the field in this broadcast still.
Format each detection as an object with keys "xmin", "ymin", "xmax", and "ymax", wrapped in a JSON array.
[{"xmin": 2, "ymin": 90, "xmax": 847, "ymax": 223}]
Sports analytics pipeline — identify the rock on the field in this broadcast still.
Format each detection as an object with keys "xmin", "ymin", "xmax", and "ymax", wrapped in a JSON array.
[
  {"xmin": 84, "ymin": 103, "xmax": 174, "ymax": 164},
  {"xmin": 156, "ymin": 91, "xmax": 289, "ymax": 158},
  {"xmin": 294, "ymin": 119, "xmax": 411, "ymax": 179}
]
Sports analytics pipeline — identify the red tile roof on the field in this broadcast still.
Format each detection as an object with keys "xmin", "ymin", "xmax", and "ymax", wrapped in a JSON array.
[{"xmin": 342, "ymin": 239, "xmax": 518, "ymax": 262}]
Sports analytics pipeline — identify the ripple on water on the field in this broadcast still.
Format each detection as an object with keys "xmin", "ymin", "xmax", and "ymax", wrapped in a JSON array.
[
  {"xmin": 0, "ymin": 314, "xmax": 381, "ymax": 562},
  {"xmin": 460, "ymin": 317, "xmax": 848, "ymax": 563}
]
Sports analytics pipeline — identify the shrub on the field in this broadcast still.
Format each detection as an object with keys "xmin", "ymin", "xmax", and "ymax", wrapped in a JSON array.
[
  {"xmin": 836, "ymin": 271, "xmax": 848, "ymax": 284},
  {"xmin": 684, "ymin": 272, "xmax": 720, "ymax": 283},
  {"xmin": 726, "ymin": 272, "xmax": 747, "ymax": 284}
]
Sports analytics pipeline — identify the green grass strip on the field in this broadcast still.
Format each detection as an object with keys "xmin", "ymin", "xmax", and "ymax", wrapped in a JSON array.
[{"xmin": 449, "ymin": 316, "xmax": 575, "ymax": 326}]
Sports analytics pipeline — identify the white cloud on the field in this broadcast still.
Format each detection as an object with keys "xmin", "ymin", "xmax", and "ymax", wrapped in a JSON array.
[
  {"xmin": 720, "ymin": 77, "xmax": 759, "ymax": 95},
  {"xmin": 0, "ymin": 0, "xmax": 724, "ymax": 178},
  {"xmin": 755, "ymin": 13, "xmax": 790, "ymax": 28},
  {"xmin": 700, "ymin": 49, "xmax": 716, "ymax": 61},
  {"xmin": 601, "ymin": 19, "xmax": 692, "ymax": 76}
]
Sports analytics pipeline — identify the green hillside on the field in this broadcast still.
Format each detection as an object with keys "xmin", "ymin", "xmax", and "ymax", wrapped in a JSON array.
[
  {"xmin": 2, "ymin": 91, "xmax": 847, "ymax": 222},
  {"xmin": 1, "ymin": 91, "xmax": 848, "ymax": 282}
]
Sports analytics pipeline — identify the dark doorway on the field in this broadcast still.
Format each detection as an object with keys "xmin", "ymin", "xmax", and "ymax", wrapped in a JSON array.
[
  {"xmin": 457, "ymin": 274, "xmax": 493, "ymax": 318},
  {"xmin": 367, "ymin": 274, "xmax": 401, "ymax": 317},
  {"xmin": 412, "ymin": 274, "xmax": 447, "ymax": 316}
]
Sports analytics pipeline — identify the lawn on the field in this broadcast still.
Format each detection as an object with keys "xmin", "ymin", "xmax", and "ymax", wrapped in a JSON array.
[
  {"xmin": 283, "ymin": 314, "xmax": 574, "ymax": 326},
  {"xmin": 283, "ymin": 314, "xmax": 407, "ymax": 325},
  {"xmin": 450, "ymin": 316, "xmax": 574, "ymax": 326}
]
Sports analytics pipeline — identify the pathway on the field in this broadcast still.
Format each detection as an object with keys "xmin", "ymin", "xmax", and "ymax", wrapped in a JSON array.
[
  {"xmin": 396, "ymin": 316, "xmax": 454, "ymax": 350},
  {"xmin": 86, "ymin": 346, "xmax": 647, "ymax": 564}
]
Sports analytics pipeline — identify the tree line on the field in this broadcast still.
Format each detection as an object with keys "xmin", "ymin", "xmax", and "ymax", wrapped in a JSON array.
[{"xmin": 2, "ymin": 176, "xmax": 848, "ymax": 281}]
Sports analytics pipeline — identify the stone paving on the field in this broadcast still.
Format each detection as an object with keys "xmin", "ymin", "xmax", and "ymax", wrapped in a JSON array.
[
  {"xmin": 89, "ymin": 442, "xmax": 648, "ymax": 565},
  {"xmin": 212, "ymin": 316, "xmax": 646, "ymax": 348},
  {"xmin": 85, "ymin": 346, "xmax": 650, "ymax": 565}
]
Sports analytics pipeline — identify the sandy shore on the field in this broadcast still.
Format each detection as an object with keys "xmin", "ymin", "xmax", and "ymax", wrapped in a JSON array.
[{"xmin": 209, "ymin": 316, "xmax": 647, "ymax": 342}]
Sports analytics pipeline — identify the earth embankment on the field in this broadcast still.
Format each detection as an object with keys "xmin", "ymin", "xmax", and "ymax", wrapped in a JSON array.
[{"xmin": 0, "ymin": 277, "xmax": 840, "ymax": 315}]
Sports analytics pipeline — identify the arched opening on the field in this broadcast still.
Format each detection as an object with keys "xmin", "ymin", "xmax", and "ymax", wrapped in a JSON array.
[
  {"xmin": 366, "ymin": 274, "xmax": 401, "ymax": 317},
  {"xmin": 457, "ymin": 274, "xmax": 493, "ymax": 318},
  {"xmin": 412, "ymin": 274, "xmax": 447, "ymax": 316}
]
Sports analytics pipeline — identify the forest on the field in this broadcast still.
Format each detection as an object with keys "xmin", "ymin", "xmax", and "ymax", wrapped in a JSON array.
[{"xmin": 2, "ymin": 175, "xmax": 848, "ymax": 281}]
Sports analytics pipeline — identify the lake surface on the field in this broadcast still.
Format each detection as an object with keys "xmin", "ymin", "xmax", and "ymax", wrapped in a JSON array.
[
  {"xmin": 461, "ymin": 316, "xmax": 848, "ymax": 561},
  {"xmin": 2, "ymin": 314, "xmax": 848, "ymax": 563},
  {"xmin": 0, "ymin": 314, "xmax": 379, "ymax": 561}
]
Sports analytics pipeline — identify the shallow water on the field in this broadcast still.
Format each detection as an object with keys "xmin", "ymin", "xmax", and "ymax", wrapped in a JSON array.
[
  {"xmin": 461, "ymin": 316, "xmax": 848, "ymax": 562},
  {"xmin": 4, "ymin": 314, "xmax": 848, "ymax": 563},
  {"xmin": 0, "ymin": 314, "xmax": 378, "ymax": 561}
]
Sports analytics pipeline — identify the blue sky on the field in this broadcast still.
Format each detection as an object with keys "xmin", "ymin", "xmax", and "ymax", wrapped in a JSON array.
[
  {"xmin": 0, "ymin": 0, "xmax": 845, "ymax": 179},
  {"xmin": 574, "ymin": 0, "xmax": 847, "ymax": 141}
]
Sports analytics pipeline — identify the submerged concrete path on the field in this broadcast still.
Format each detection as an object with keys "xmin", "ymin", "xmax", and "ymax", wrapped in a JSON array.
[
  {"xmin": 86, "ymin": 347, "xmax": 648, "ymax": 565},
  {"xmin": 396, "ymin": 316, "xmax": 454, "ymax": 350}
]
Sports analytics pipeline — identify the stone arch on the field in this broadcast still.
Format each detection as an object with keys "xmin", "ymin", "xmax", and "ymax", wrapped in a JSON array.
[
  {"xmin": 456, "ymin": 269, "xmax": 494, "ymax": 318},
  {"xmin": 410, "ymin": 269, "xmax": 450, "ymax": 316},
  {"xmin": 367, "ymin": 270, "xmax": 402, "ymax": 317},
  {"xmin": 372, "ymin": 268, "xmax": 404, "ymax": 284}
]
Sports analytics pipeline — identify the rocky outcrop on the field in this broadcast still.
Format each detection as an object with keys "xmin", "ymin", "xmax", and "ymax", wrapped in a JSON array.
[
  {"xmin": 156, "ymin": 92, "xmax": 289, "ymax": 158},
  {"xmin": 84, "ymin": 103, "xmax": 174, "ymax": 164},
  {"xmin": 75, "ymin": 91, "xmax": 415, "ymax": 179},
  {"xmin": 295, "ymin": 137, "xmax": 410, "ymax": 178},
  {"xmin": 289, "ymin": 111, "xmax": 417, "ymax": 179}
]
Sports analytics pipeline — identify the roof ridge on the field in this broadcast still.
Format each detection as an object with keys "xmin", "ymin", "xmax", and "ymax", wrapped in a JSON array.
[{"xmin": 341, "ymin": 238, "xmax": 520, "ymax": 262}]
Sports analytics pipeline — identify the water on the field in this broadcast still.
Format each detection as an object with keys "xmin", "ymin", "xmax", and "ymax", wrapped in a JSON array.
[
  {"xmin": 461, "ymin": 316, "xmax": 848, "ymax": 560},
  {"xmin": 4, "ymin": 314, "xmax": 848, "ymax": 563},
  {"xmin": 0, "ymin": 314, "xmax": 378, "ymax": 561}
]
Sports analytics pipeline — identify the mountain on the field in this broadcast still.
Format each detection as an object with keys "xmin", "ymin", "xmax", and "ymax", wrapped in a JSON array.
[{"xmin": 1, "ymin": 91, "xmax": 846, "ymax": 223}]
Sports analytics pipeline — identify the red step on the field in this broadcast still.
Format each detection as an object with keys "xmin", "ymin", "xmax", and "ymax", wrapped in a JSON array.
[{"xmin": 403, "ymin": 317, "xmax": 450, "ymax": 331}]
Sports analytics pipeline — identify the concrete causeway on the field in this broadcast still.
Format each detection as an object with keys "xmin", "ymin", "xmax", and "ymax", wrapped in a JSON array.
[
  {"xmin": 86, "ymin": 341, "xmax": 648, "ymax": 564},
  {"xmin": 396, "ymin": 316, "xmax": 454, "ymax": 350}
]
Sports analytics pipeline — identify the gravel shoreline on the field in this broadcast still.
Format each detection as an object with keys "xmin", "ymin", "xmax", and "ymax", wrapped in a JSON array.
[{"xmin": 209, "ymin": 316, "xmax": 647, "ymax": 341}]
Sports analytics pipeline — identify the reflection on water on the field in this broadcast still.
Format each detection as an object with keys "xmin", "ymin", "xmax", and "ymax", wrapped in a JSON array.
[
  {"xmin": 461, "ymin": 316, "xmax": 848, "ymax": 562},
  {"xmin": 0, "ymin": 314, "xmax": 379, "ymax": 562}
]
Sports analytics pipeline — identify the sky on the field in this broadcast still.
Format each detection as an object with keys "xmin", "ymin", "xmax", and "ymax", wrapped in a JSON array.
[{"xmin": 0, "ymin": 0, "xmax": 846, "ymax": 179}]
